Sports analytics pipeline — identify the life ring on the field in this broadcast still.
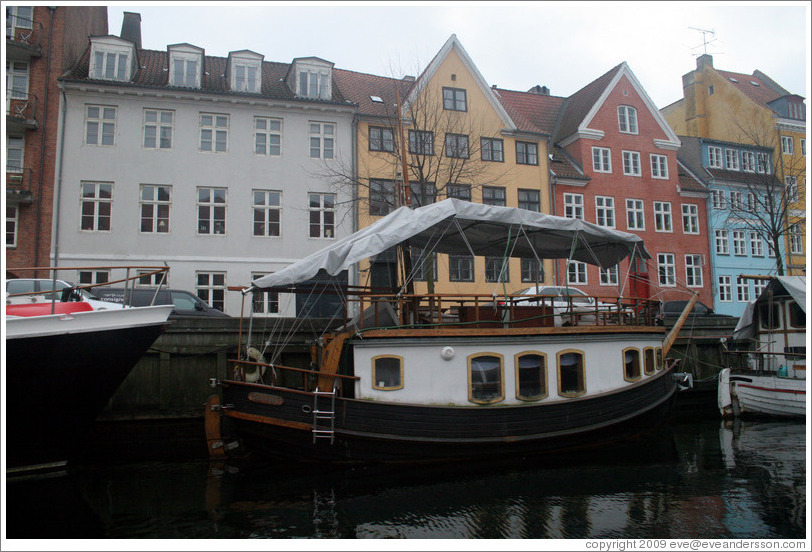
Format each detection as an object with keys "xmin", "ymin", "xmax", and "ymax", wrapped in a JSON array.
[{"xmin": 245, "ymin": 347, "xmax": 268, "ymax": 383}]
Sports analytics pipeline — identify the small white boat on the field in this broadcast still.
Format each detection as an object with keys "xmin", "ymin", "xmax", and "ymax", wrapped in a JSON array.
[{"xmin": 718, "ymin": 276, "xmax": 806, "ymax": 419}]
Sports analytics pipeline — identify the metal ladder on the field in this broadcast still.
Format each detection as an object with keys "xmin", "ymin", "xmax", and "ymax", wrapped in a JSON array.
[{"xmin": 312, "ymin": 384, "xmax": 336, "ymax": 444}]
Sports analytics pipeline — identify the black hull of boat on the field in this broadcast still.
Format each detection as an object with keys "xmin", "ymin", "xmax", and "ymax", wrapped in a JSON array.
[
  {"xmin": 222, "ymin": 368, "xmax": 677, "ymax": 464},
  {"xmin": 5, "ymin": 323, "xmax": 167, "ymax": 470}
]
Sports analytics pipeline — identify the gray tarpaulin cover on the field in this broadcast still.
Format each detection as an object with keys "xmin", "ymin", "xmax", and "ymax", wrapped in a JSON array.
[
  {"xmin": 251, "ymin": 199, "xmax": 651, "ymax": 290},
  {"xmin": 733, "ymin": 276, "xmax": 807, "ymax": 341}
]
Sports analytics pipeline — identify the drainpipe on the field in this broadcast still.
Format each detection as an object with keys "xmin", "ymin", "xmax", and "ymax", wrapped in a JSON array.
[
  {"xmin": 52, "ymin": 80, "xmax": 68, "ymax": 268},
  {"xmin": 33, "ymin": 6, "xmax": 56, "ymax": 276},
  {"xmin": 549, "ymin": 173, "xmax": 560, "ymax": 286}
]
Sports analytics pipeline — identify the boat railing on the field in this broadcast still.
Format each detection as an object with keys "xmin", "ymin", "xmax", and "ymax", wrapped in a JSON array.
[{"xmin": 229, "ymin": 359, "xmax": 359, "ymax": 394}]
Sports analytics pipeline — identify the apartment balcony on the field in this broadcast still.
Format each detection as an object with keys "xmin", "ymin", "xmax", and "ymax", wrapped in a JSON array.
[
  {"xmin": 6, "ymin": 91, "xmax": 38, "ymax": 132},
  {"xmin": 7, "ymin": 168, "xmax": 35, "ymax": 204},
  {"xmin": 6, "ymin": 16, "xmax": 43, "ymax": 59}
]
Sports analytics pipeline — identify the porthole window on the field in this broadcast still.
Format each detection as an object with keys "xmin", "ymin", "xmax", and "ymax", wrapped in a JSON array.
[
  {"xmin": 644, "ymin": 347, "xmax": 655, "ymax": 375},
  {"xmin": 515, "ymin": 352, "xmax": 547, "ymax": 401},
  {"xmin": 469, "ymin": 353, "xmax": 504, "ymax": 404},
  {"xmin": 558, "ymin": 350, "xmax": 586, "ymax": 398},
  {"xmin": 623, "ymin": 348, "xmax": 641, "ymax": 381},
  {"xmin": 656, "ymin": 347, "xmax": 663, "ymax": 371},
  {"xmin": 372, "ymin": 355, "xmax": 403, "ymax": 390}
]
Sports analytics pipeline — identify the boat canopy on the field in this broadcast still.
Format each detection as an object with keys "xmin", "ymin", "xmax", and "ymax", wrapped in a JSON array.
[
  {"xmin": 250, "ymin": 199, "xmax": 651, "ymax": 291},
  {"xmin": 733, "ymin": 276, "xmax": 806, "ymax": 340}
]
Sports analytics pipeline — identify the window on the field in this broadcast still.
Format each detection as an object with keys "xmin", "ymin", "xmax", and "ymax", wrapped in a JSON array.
[
  {"xmin": 411, "ymin": 248, "xmax": 438, "ymax": 282},
  {"xmin": 469, "ymin": 354, "xmax": 504, "ymax": 404},
  {"xmin": 518, "ymin": 189, "xmax": 540, "ymax": 212},
  {"xmin": 732, "ymin": 231, "xmax": 747, "ymax": 256},
  {"xmin": 447, "ymin": 183, "xmax": 471, "ymax": 201},
  {"xmin": 372, "ymin": 356, "xmax": 404, "ymax": 390},
  {"xmin": 756, "ymin": 152, "xmax": 771, "ymax": 173},
  {"xmin": 137, "ymin": 270, "xmax": 167, "ymax": 287},
  {"xmin": 449, "ymin": 255, "xmax": 474, "ymax": 282},
  {"xmin": 781, "ymin": 136, "xmax": 794, "ymax": 155},
  {"xmin": 80, "ymin": 181, "xmax": 112, "ymax": 231},
  {"xmin": 233, "ymin": 63, "xmax": 259, "ymax": 93},
  {"xmin": 567, "ymin": 260, "xmax": 587, "ymax": 285},
  {"xmin": 644, "ymin": 348, "xmax": 656, "ymax": 376},
  {"xmin": 482, "ymin": 186, "xmax": 506, "ymax": 207},
  {"xmin": 197, "ymin": 187, "xmax": 226, "ymax": 235},
  {"xmin": 715, "ymin": 229, "xmax": 729, "ymax": 254},
  {"xmin": 736, "ymin": 277, "xmax": 750, "ymax": 303},
  {"xmin": 78, "ymin": 270, "xmax": 109, "ymax": 286},
  {"xmin": 516, "ymin": 353, "xmax": 547, "ymax": 401},
  {"xmin": 197, "ymin": 272, "xmax": 226, "ymax": 312},
  {"xmin": 595, "ymin": 196, "xmax": 615, "ymax": 227},
  {"xmin": 516, "ymin": 141, "xmax": 538, "ymax": 165},
  {"xmin": 788, "ymin": 301, "xmax": 804, "ymax": 327},
  {"xmin": 750, "ymin": 232, "xmax": 764, "ymax": 256},
  {"xmin": 623, "ymin": 348, "xmax": 641, "ymax": 381},
  {"xmin": 369, "ymin": 179, "xmax": 396, "ymax": 216},
  {"xmin": 409, "ymin": 130, "xmax": 434, "ymax": 155},
  {"xmin": 6, "ymin": 60, "xmax": 28, "ymax": 99},
  {"xmin": 653, "ymin": 201, "xmax": 672, "ymax": 232},
  {"xmin": 558, "ymin": 350, "xmax": 585, "ymax": 397},
  {"xmin": 199, "ymin": 113, "xmax": 228, "ymax": 152},
  {"xmin": 369, "ymin": 126, "xmax": 394, "ymax": 152},
  {"xmin": 410, "ymin": 182, "xmax": 436, "ymax": 207},
  {"xmin": 729, "ymin": 191, "xmax": 744, "ymax": 210},
  {"xmin": 650, "ymin": 154, "xmax": 668, "ymax": 178},
  {"xmin": 442, "ymin": 87, "xmax": 467, "ymax": 111},
  {"xmin": 622, "ymin": 151, "xmax": 641, "ymax": 176},
  {"xmin": 718, "ymin": 275, "xmax": 732, "ymax": 302},
  {"xmin": 6, "ymin": 205, "xmax": 18, "ymax": 247},
  {"xmin": 741, "ymin": 151, "xmax": 755, "ymax": 172},
  {"xmin": 759, "ymin": 301, "xmax": 780, "ymax": 329},
  {"xmin": 253, "ymin": 190, "xmax": 281, "ymax": 237},
  {"xmin": 563, "ymin": 193, "xmax": 584, "ymax": 220},
  {"xmin": 7, "ymin": 6, "xmax": 33, "ymax": 31},
  {"xmin": 745, "ymin": 193, "xmax": 757, "ymax": 212},
  {"xmin": 790, "ymin": 224, "xmax": 804, "ymax": 254},
  {"xmin": 617, "ymin": 105, "xmax": 638, "ymax": 134},
  {"xmin": 685, "ymin": 254, "xmax": 703, "ymax": 287},
  {"xmin": 6, "ymin": 136, "xmax": 24, "ymax": 172},
  {"xmin": 785, "ymin": 176, "xmax": 799, "ymax": 203},
  {"xmin": 485, "ymin": 257, "xmax": 509, "ymax": 283},
  {"xmin": 708, "ymin": 146, "xmax": 723, "ymax": 168},
  {"xmin": 801, "ymin": 139, "xmax": 806, "ymax": 156},
  {"xmin": 521, "ymin": 259, "xmax": 544, "ymax": 283},
  {"xmin": 255, "ymin": 117, "xmax": 282, "ymax": 156},
  {"xmin": 725, "ymin": 149, "xmax": 739, "ymax": 170},
  {"xmin": 309, "ymin": 193, "xmax": 335, "ymax": 238},
  {"xmin": 171, "ymin": 56, "xmax": 198, "ymax": 87},
  {"xmin": 92, "ymin": 50, "xmax": 129, "ymax": 81},
  {"xmin": 600, "ymin": 265, "xmax": 618, "ymax": 286},
  {"xmin": 298, "ymin": 70, "xmax": 329, "ymax": 99},
  {"xmin": 681, "ymin": 204, "xmax": 699, "ymax": 234},
  {"xmin": 309, "ymin": 122, "xmax": 335, "ymax": 159},
  {"xmin": 592, "ymin": 147, "xmax": 612, "ymax": 173},
  {"xmin": 140, "ymin": 184, "xmax": 171, "ymax": 233},
  {"xmin": 85, "ymin": 105, "xmax": 116, "ymax": 146},
  {"xmin": 445, "ymin": 133, "xmax": 469, "ymax": 159},
  {"xmin": 481, "ymin": 137, "xmax": 504, "ymax": 162},
  {"xmin": 753, "ymin": 279, "xmax": 768, "ymax": 299},
  {"xmin": 251, "ymin": 273, "xmax": 279, "ymax": 314},
  {"xmin": 143, "ymin": 109, "xmax": 173, "ymax": 150},
  {"xmin": 711, "ymin": 189, "xmax": 726, "ymax": 209},
  {"xmin": 626, "ymin": 199, "xmax": 645, "ymax": 230},
  {"xmin": 657, "ymin": 253, "xmax": 675, "ymax": 286}
]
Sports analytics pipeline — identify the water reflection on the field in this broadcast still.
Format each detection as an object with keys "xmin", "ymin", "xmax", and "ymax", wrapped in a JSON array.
[{"xmin": 4, "ymin": 419, "xmax": 806, "ymax": 540}]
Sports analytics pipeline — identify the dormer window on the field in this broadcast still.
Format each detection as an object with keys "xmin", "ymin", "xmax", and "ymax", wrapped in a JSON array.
[
  {"xmin": 299, "ymin": 70, "xmax": 328, "ymax": 98},
  {"xmin": 90, "ymin": 37, "xmax": 135, "ymax": 82},
  {"xmin": 289, "ymin": 57, "xmax": 333, "ymax": 100},
  {"xmin": 168, "ymin": 44, "xmax": 204, "ymax": 88},
  {"xmin": 227, "ymin": 51, "xmax": 263, "ymax": 94}
]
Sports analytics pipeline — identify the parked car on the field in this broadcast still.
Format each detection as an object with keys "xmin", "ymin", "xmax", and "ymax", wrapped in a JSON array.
[
  {"xmin": 92, "ymin": 287, "xmax": 230, "ymax": 317},
  {"xmin": 511, "ymin": 285, "xmax": 617, "ymax": 325},
  {"xmin": 655, "ymin": 299, "xmax": 732, "ymax": 325},
  {"xmin": 5, "ymin": 278, "xmax": 124, "ymax": 310}
]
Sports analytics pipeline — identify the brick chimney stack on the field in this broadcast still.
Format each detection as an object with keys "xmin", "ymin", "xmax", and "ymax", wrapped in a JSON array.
[
  {"xmin": 696, "ymin": 54, "xmax": 713, "ymax": 70},
  {"xmin": 120, "ymin": 11, "xmax": 142, "ymax": 49}
]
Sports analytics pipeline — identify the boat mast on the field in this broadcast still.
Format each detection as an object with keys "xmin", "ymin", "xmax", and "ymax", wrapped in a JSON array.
[{"xmin": 395, "ymin": 87, "xmax": 415, "ymax": 299}]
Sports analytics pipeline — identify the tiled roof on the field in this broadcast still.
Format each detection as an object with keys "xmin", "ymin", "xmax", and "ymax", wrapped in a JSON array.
[
  {"xmin": 716, "ymin": 69, "xmax": 784, "ymax": 109},
  {"xmin": 549, "ymin": 146, "xmax": 588, "ymax": 181},
  {"xmin": 554, "ymin": 63, "xmax": 624, "ymax": 142},
  {"xmin": 676, "ymin": 161, "xmax": 708, "ymax": 193},
  {"xmin": 332, "ymin": 68, "xmax": 413, "ymax": 118},
  {"xmin": 492, "ymin": 87, "xmax": 565, "ymax": 136},
  {"xmin": 705, "ymin": 167, "xmax": 781, "ymax": 187}
]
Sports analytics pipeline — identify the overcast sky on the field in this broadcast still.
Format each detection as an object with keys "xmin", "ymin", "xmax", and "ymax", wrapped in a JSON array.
[{"xmin": 104, "ymin": 1, "xmax": 810, "ymax": 109}]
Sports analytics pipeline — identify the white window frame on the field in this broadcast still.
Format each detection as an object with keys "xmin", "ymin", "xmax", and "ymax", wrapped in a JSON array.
[
  {"xmin": 199, "ymin": 113, "xmax": 229, "ymax": 153},
  {"xmin": 139, "ymin": 184, "xmax": 171, "ymax": 234},
  {"xmin": 592, "ymin": 147, "xmax": 611, "ymax": 173},
  {"xmin": 736, "ymin": 277, "xmax": 750, "ymax": 303},
  {"xmin": 91, "ymin": 47, "xmax": 130, "ymax": 81},
  {"xmin": 599, "ymin": 265, "xmax": 619, "ymax": 286},
  {"xmin": 251, "ymin": 272, "xmax": 279, "ymax": 315},
  {"xmin": 653, "ymin": 201, "xmax": 672, "ymax": 232},
  {"xmin": 681, "ymin": 204, "xmax": 700, "ymax": 234},
  {"xmin": 617, "ymin": 105, "xmax": 638, "ymax": 134},
  {"xmin": 622, "ymin": 150, "xmax": 641, "ymax": 176},
  {"xmin": 711, "ymin": 189, "xmax": 726, "ymax": 209},
  {"xmin": 715, "ymin": 229, "xmax": 729, "ymax": 255},
  {"xmin": 725, "ymin": 149, "xmax": 740, "ymax": 171},
  {"xmin": 255, "ymin": 117, "xmax": 282, "ymax": 156},
  {"xmin": 196, "ymin": 272, "xmax": 226, "ymax": 312},
  {"xmin": 298, "ymin": 69, "xmax": 330, "ymax": 100},
  {"xmin": 626, "ymin": 199, "xmax": 645, "ymax": 230},
  {"xmin": 309, "ymin": 193, "xmax": 336, "ymax": 239},
  {"xmin": 650, "ymin": 154, "xmax": 668, "ymax": 179},
  {"xmin": 708, "ymin": 146, "xmax": 723, "ymax": 168},
  {"xmin": 7, "ymin": 6, "xmax": 33, "ymax": 30},
  {"xmin": 729, "ymin": 190, "xmax": 744, "ymax": 210},
  {"xmin": 80, "ymin": 181, "xmax": 113, "ymax": 232},
  {"xmin": 718, "ymin": 275, "xmax": 732, "ymax": 302},
  {"xmin": 781, "ymin": 136, "xmax": 794, "ymax": 155},
  {"xmin": 801, "ymin": 139, "xmax": 806, "ymax": 156},
  {"xmin": 85, "ymin": 105, "xmax": 117, "ymax": 146},
  {"xmin": 790, "ymin": 224, "xmax": 804, "ymax": 254},
  {"xmin": 6, "ymin": 60, "xmax": 29, "ymax": 99},
  {"xmin": 563, "ymin": 193, "xmax": 584, "ymax": 220},
  {"xmin": 685, "ymin": 254, "xmax": 703, "ymax": 288},
  {"xmin": 567, "ymin": 260, "xmax": 587, "ymax": 285},
  {"xmin": 785, "ymin": 176, "xmax": 799, "ymax": 203},
  {"xmin": 233, "ymin": 62, "xmax": 260, "ymax": 93},
  {"xmin": 143, "ymin": 109, "xmax": 173, "ymax": 150},
  {"xmin": 170, "ymin": 54, "xmax": 200, "ymax": 88},
  {"xmin": 78, "ymin": 270, "xmax": 110, "ymax": 286},
  {"xmin": 741, "ymin": 151, "xmax": 755, "ymax": 172},
  {"xmin": 595, "ymin": 196, "xmax": 615, "ymax": 228},
  {"xmin": 732, "ymin": 230, "xmax": 747, "ymax": 256},
  {"xmin": 749, "ymin": 232, "xmax": 764, "ymax": 257},
  {"xmin": 6, "ymin": 136, "xmax": 24, "ymax": 172},
  {"xmin": 309, "ymin": 121, "xmax": 335, "ymax": 159},
  {"xmin": 756, "ymin": 152, "xmax": 771, "ymax": 173},
  {"xmin": 6, "ymin": 205, "xmax": 19, "ymax": 248},
  {"xmin": 657, "ymin": 253, "xmax": 676, "ymax": 287},
  {"xmin": 753, "ymin": 279, "xmax": 768, "ymax": 298},
  {"xmin": 197, "ymin": 187, "xmax": 227, "ymax": 235},
  {"xmin": 252, "ymin": 189, "xmax": 282, "ymax": 237}
]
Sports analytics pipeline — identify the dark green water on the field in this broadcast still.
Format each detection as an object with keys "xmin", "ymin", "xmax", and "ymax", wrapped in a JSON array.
[{"xmin": 4, "ymin": 419, "xmax": 807, "ymax": 540}]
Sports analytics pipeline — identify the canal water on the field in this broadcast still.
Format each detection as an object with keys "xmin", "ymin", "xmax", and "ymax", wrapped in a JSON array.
[{"xmin": 4, "ymin": 418, "xmax": 807, "ymax": 542}]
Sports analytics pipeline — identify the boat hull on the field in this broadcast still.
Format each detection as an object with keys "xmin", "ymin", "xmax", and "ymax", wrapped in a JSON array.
[
  {"xmin": 718, "ymin": 368, "xmax": 806, "ymax": 419},
  {"xmin": 221, "ymin": 366, "xmax": 677, "ymax": 463},
  {"xmin": 5, "ymin": 306, "xmax": 173, "ymax": 470}
]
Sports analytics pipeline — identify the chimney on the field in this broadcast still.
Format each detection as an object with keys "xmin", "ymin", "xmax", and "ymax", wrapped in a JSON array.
[
  {"xmin": 120, "ymin": 12, "xmax": 142, "ymax": 49},
  {"xmin": 528, "ymin": 85, "xmax": 550, "ymax": 95},
  {"xmin": 696, "ymin": 54, "xmax": 713, "ymax": 70}
]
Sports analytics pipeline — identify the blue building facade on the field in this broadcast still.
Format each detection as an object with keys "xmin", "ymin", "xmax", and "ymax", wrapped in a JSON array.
[{"xmin": 677, "ymin": 136, "xmax": 785, "ymax": 317}]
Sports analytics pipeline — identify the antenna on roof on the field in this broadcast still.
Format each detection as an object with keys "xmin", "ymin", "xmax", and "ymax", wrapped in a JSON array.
[{"xmin": 688, "ymin": 26, "xmax": 717, "ymax": 56}]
